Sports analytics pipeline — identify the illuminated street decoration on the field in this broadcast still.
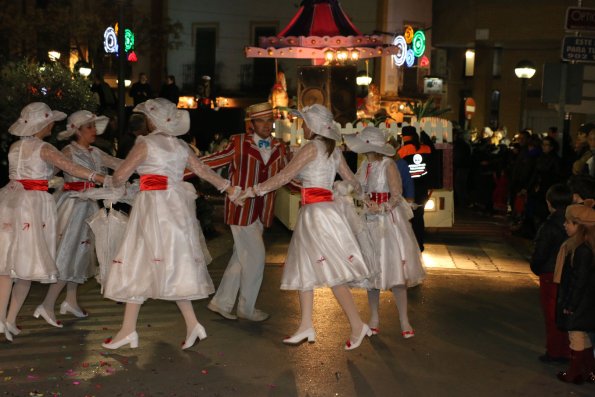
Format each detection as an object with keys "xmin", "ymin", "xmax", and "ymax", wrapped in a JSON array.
[
  {"xmin": 392, "ymin": 35, "xmax": 407, "ymax": 66},
  {"xmin": 419, "ymin": 55, "xmax": 430, "ymax": 68},
  {"xmin": 125, "ymin": 29, "xmax": 135, "ymax": 52},
  {"xmin": 104, "ymin": 27, "xmax": 118, "ymax": 53},
  {"xmin": 412, "ymin": 30, "xmax": 426, "ymax": 57},
  {"xmin": 405, "ymin": 49, "xmax": 415, "ymax": 67},
  {"xmin": 404, "ymin": 25, "xmax": 414, "ymax": 44}
]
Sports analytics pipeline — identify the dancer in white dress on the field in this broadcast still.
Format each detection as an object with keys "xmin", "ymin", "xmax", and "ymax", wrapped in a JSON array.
[
  {"xmin": 344, "ymin": 126, "xmax": 425, "ymax": 338},
  {"xmin": 0, "ymin": 102, "xmax": 105, "ymax": 341},
  {"xmin": 100, "ymin": 98, "xmax": 241, "ymax": 350},
  {"xmin": 37, "ymin": 111, "xmax": 122, "ymax": 326},
  {"xmin": 241, "ymin": 104, "xmax": 375, "ymax": 350}
]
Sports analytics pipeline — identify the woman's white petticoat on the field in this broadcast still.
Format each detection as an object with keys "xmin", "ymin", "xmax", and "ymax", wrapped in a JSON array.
[
  {"xmin": 0, "ymin": 139, "xmax": 58, "ymax": 282},
  {"xmin": 280, "ymin": 141, "xmax": 374, "ymax": 290},
  {"xmin": 103, "ymin": 135, "xmax": 214, "ymax": 303}
]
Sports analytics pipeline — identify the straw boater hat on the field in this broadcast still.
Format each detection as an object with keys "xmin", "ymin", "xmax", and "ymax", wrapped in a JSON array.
[
  {"xmin": 245, "ymin": 102, "xmax": 274, "ymax": 121},
  {"xmin": 57, "ymin": 110, "xmax": 109, "ymax": 141},
  {"xmin": 344, "ymin": 126, "xmax": 395, "ymax": 156},
  {"xmin": 290, "ymin": 104, "xmax": 341, "ymax": 141},
  {"xmin": 8, "ymin": 102, "xmax": 66, "ymax": 137},
  {"xmin": 133, "ymin": 98, "xmax": 189, "ymax": 136}
]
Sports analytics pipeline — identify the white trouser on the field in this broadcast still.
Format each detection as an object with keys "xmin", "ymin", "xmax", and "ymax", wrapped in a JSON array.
[{"xmin": 210, "ymin": 220, "xmax": 265, "ymax": 315}]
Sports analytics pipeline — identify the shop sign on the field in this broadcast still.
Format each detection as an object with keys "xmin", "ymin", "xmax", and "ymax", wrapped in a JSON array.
[
  {"xmin": 566, "ymin": 7, "xmax": 595, "ymax": 31},
  {"xmin": 562, "ymin": 36, "xmax": 595, "ymax": 63}
]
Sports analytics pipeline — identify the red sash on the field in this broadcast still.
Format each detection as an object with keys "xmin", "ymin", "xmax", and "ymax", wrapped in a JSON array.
[
  {"xmin": 140, "ymin": 174, "xmax": 168, "ymax": 191},
  {"xmin": 63, "ymin": 182, "xmax": 95, "ymax": 191},
  {"xmin": 370, "ymin": 192, "xmax": 390, "ymax": 204},
  {"xmin": 301, "ymin": 187, "xmax": 333, "ymax": 205},
  {"xmin": 17, "ymin": 179, "xmax": 48, "ymax": 191}
]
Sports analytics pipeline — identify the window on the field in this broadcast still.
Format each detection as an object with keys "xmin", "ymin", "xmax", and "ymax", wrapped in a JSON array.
[
  {"xmin": 492, "ymin": 48, "xmax": 502, "ymax": 78},
  {"xmin": 193, "ymin": 24, "xmax": 218, "ymax": 91},
  {"xmin": 464, "ymin": 49, "xmax": 475, "ymax": 77},
  {"xmin": 489, "ymin": 90, "xmax": 501, "ymax": 129},
  {"xmin": 251, "ymin": 24, "xmax": 277, "ymax": 94}
]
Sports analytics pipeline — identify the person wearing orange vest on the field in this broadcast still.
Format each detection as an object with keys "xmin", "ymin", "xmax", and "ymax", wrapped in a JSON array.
[
  {"xmin": 398, "ymin": 126, "xmax": 432, "ymax": 251},
  {"xmin": 201, "ymin": 102, "xmax": 288, "ymax": 322}
]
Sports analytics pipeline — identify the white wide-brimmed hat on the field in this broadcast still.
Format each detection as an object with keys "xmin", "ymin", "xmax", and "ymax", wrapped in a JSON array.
[
  {"xmin": 57, "ymin": 110, "xmax": 109, "ymax": 141},
  {"xmin": 8, "ymin": 102, "xmax": 66, "ymax": 137},
  {"xmin": 290, "ymin": 104, "xmax": 341, "ymax": 141},
  {"xmin": 133, "ymin": 98, "xmax": 189, "ymax": 136},
  {"xmin": 344, "ymin": 126, "xmax": 395, "ymax": 156}
]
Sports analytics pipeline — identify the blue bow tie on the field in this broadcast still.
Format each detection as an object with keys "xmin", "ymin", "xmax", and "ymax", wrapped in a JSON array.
[{"xmin": 258, "ymin": 139, "xmax": 270, "ymax": 149}]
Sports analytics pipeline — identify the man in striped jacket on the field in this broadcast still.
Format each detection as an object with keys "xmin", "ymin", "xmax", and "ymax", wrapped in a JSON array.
[{"xmin": 201, "ymin": 102, "xmax": 287, "ymax": 321}]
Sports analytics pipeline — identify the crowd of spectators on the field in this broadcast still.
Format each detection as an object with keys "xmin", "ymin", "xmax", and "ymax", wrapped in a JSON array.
[{"xmin": 454, "ymin": 122, "xmax": 595, "ymax": 239}]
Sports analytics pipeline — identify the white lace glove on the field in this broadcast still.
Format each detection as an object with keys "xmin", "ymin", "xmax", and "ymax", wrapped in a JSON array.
[
  {"xmin": 236, "ymin": 186, "xmax": 256, "ymax": 206},
  {"xmin": 364, "ymin": 199, "xmax": 381, "ymax": 215},
  {"xmin": 228, "ymin": 186, "xmax": 244, "ymax": 206},
  {"xmin": 409, "ymin": 202, "xmax": 421, "ymax": 210},
  {"xmin": 102, "ymin": 175, "xmax": 113, "ymax": 188},
  {"xmin": 333, "ymin": 180, "xmax": 354, "ymax": 196},
  {"xmin": 379, "ymin": 202, "xmax": 392, "ymax": 213}
]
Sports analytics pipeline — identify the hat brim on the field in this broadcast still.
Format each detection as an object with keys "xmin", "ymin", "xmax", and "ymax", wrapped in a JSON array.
[
  {"xmin": 134, "ymin": 102, "xmax": 190, "ymax": 136},
  {"xmin": 57, "ymin": 115, "xmax": 109, "ymax": 141},
  {"xmin": 290, "ymin": 109, "xmax": 341, "ymax": 141},
  {"xmin": 344, "ymin": 134, "xmax": 396, "ymax": 156},
  {"xmin": 8, "ymin": 110, "xmax": 67, "ymax": 137}
]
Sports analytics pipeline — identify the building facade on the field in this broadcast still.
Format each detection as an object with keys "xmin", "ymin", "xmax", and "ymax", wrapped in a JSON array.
[{"xmin": 432, "ymin": 0, "xmax": 595, "ymax": 136}]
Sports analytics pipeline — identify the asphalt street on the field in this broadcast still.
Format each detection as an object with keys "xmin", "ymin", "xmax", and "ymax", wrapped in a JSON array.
[{"xmin": 0, "ymin": 208, "xmax": 593, "ymax": 397}]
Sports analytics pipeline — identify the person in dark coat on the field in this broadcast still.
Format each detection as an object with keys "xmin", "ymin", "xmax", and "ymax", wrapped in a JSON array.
[
  {"xmin": 159, "ymin": 75, "xmax": 180, "ymax": 106},
  {"xmin": 530, "ymin": 184, "xmax": 573, "ymax": 362},
  {"xmin": 554, "ymin": 201, "xmax": 595, "ymax": 384},
  {"xmin": 129, "ymin": 73, "xmax": 154, "ymax": 106}
]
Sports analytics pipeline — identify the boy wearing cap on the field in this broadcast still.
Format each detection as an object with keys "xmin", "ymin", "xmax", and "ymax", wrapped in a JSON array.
[{"xmin": 201, "ymin": 102, "xmax": 287, "ymax": 321}]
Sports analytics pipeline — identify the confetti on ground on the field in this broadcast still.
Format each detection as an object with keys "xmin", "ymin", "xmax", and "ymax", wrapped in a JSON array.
[
  {"xmin": 72, "ymin": 381, "xmax": 80, "ymax": 385},
  {"xmin": 27, "ymin": 374, "xmax": 40, "ymax": 380},
  {"xmin": 82, "ymin": 362, "xmax": 89, "ymax": 368},
  {"xmin": 267, "ymin": 384, "xmax": 277, "ymax": 388},
  {"xmin": 201, "ymin": 369, "xmax": 208, "ymax": 375}
]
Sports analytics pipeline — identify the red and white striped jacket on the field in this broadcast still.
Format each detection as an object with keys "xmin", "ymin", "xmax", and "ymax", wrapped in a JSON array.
[{"xmin": 201, "ymin": 132, "xmax": 288, "ymax": 227}]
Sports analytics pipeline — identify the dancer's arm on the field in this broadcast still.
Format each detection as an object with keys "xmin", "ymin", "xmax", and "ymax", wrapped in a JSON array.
[
  {"xmin": 252, "ymin": 142, "xmax": 317, "ymax": 196},
  {"xmin": 41, "ymin": 144, "xmax": 104, "ymax": 184},
  {"xmin": 186, "ymin": 148, "xmax": 235, "ymax": 195},
  {"xmin": 95, "ymin": 148, "xmax": 124, "ymax": 170},
  {"xmin": 384, "ymin": 160, "xmax": 403, "ymax": 211},
  {"xmin": 108, "ymin": 141, "xmax": 148, "ymax": 187}
]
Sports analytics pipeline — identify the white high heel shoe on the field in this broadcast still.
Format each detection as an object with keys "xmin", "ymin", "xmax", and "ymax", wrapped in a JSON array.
[
  {"xmin": 60, "ymin": 302, "xmax": 88, "ymax": 318},
  {"xmin": 5, "ymin": 322, "xmax": 20, "ymax": 335},
  {"xmin": 102, "ymin": 331, "xmax": 139, "ymax": 349},
  {"xmin": 345, "ymin": 324, "xmax": 372, "ymax": 351},
  {"xmin": 0, "ymin": 321, "xmax": 12, "ymax": 342},
  {"xmin": 33, "ymin": 305, "xmax": 63, "ymax": 328},
  {"xmin": 283, "ymin": 328, "xmax": 316, "ymax": 345},
  {"xmin": 182, "ymin": 323, "xmax": 207, "ymax": 350}
]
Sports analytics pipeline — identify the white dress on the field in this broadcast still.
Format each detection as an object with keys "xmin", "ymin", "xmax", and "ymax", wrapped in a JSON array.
[
  {"xmin": 356, "ymin": 157, "xmax": 425, "ymax": 288},
  {"xmin": 54, "ymin": 143, "xmax": 121, "ymax": 283},
  {"xmin": 0, "ymin": 138, "xmax": 57, "ymax": 282},
  {"xmin": 103, "ymin": 132, "xmax": 229, "ymax": 303},
  {"xmin": 256, "ymin": 139, "xmax": 374, "ymax": 291}
]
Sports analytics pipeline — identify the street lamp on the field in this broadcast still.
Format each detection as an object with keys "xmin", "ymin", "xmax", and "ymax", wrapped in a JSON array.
[{"xmin": 515, "ymin": 60, "xmax": 536, "ymax": 130}]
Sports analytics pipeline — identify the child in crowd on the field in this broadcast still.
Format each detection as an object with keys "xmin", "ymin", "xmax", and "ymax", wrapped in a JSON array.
[
  {"xmin": 530, "ymin": 184, "xmax": 573, "ymax": 362},
  {"xmin": 554, "ymin": 200, "xmax": 595, "ymax": 384}
]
